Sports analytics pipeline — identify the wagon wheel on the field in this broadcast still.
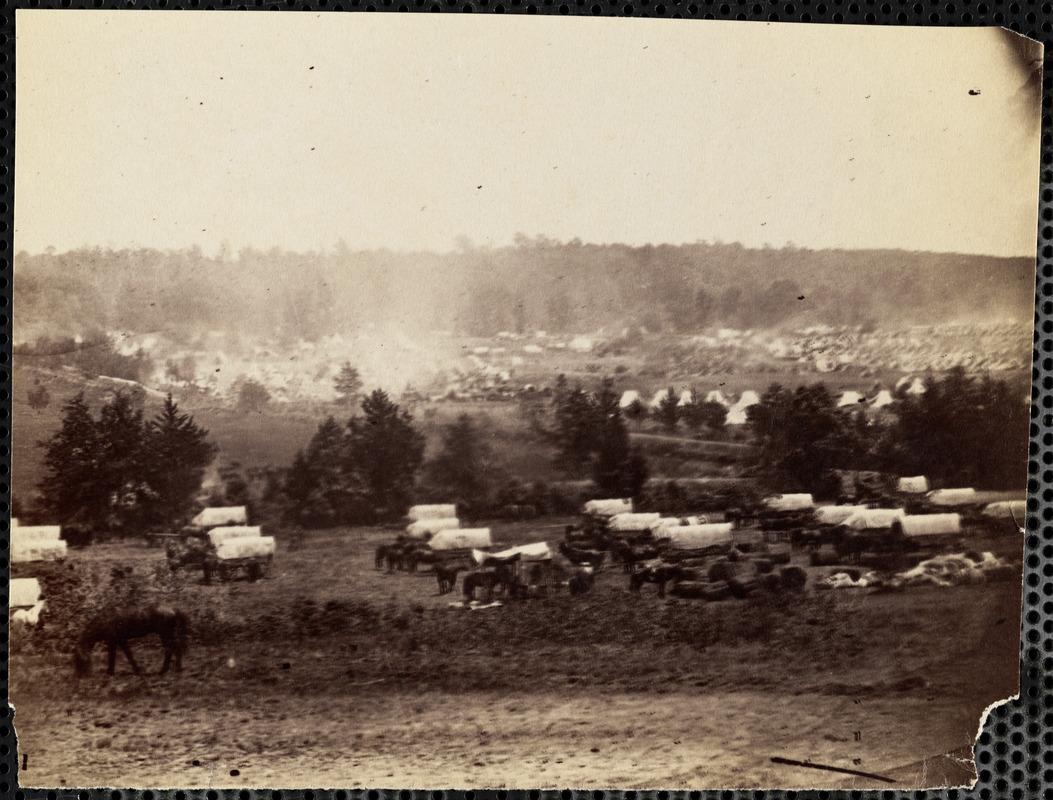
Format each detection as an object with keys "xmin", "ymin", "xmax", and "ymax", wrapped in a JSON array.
[
  {"xmin": 247, "ymin": 562, "xmax": 263, "ymax": 582},
  {"xmin": 218, "ymin": 564, "xmax": 232, "ymax": 582}
]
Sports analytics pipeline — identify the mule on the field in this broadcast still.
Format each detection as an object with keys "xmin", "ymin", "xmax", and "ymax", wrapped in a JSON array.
[{"xmin": 72, "ymin": 605, "xmax": 188, "ymax": 677}]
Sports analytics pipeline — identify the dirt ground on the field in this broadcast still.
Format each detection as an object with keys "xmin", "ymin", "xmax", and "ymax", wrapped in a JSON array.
[{"xmin": 9, "ymin": 520, "xmax": 1022, "ymax": 790}]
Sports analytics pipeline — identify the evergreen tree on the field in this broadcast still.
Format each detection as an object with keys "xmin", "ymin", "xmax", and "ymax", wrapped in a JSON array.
[
  {"xmin": 656, "ymin": 386, "xmax": 680, "ymax": 431},
  {"xmin": 346, "ymin": 390, "xmax": 426, "ymax": 520},
  {"xmin": 37, "ymin": 393, "xmax": 104, "ymax": 525},
  {"xmin": 554, "ymin": 385, "xmax": 597, "ymax": 475},
  {"xmin": 333, "ymin": 362, "xmax": 363, "ymax": 405},
  {"xmin": 143, "ymin": 394, "xmax": 218, "ymax": 525},
  {"xmin": 591, "ymin": 379, "xmax": 631, "ymax": 495},
  {"xmin": 426, "ymin": 413, "xmax": 498, "ymax": 512},
  {"xmin": 93, "ymin": 391, "xmax": 148, "ymax": 532}
]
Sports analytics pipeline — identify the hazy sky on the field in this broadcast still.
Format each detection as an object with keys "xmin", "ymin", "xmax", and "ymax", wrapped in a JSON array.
[{"xmin": 15, "ymin": 13, "xmax": 1043, "ymax": 257}]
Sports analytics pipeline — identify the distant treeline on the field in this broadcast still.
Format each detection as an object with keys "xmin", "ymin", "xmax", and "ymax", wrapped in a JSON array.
[{"xmin": 15, "ymin": 239, "xmax": 1034, "ymax": 342}]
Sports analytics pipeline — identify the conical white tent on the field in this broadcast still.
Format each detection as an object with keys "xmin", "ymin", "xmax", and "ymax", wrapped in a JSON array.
[
  {"xmin": 837, "ymin": 391, "xmax": 864, "ymax": 408},
  {"xmin": 650, "ymin": 389, "xmax": 670, "ymax": 409},
  {"xmin": 619, "ymin": 390, "xmax": 641, "ymax": 409},
  {"xmin": 705, "ymin": 390, "xmax": 730, "ymax": 407}
]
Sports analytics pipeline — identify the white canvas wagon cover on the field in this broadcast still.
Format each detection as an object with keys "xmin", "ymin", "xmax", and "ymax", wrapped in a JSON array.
[
  {"xmin": 192, "ymin": 506, "xmax": 248, "ymax": 528},
  {"xmin": 926, "ymin": 488, "xmax": 977, "ymax": 506},
  {"xmin": 429, "ymin": 527, "xmax": 492, "ymax": 551},
  {"xmin": 406, "ymin": 517, "xmax": 460, "ymax": 539},
  {"xmin": 894, "ymin": 513, "xmax": 962, "ymax": 537},
  {"xmin": 12, "ymin": 538, "xmax": 67, "ymax": 563},
  {"xmin": 841, "ymin": 508, "xmax": 906, "ymax": 530},
  {"xmin": 14, "ymin": 525, "xmax": 62, "ymax": 543},
  {"xmin": 583, "ymin": 498, "xmax": 633, "ymax": 517},
  {"xmin": 653, "ymin": 523, "xmax": 733, "ymax": 550},
  {"xmin": 407, "ymin": 504, "xmax": 458, "ymax": 521},
  {"xmin": 814, "ymin": 505, "xmax": 867, "ymax": 526},
  {"xmin": 473, "ymin": 541, "xmax": 552, "ymax": 564},
  {"xmin": 608, "ymin": 512, "xmax": 662, "ymax": 532},
  {"xmin": 10, "ymin": 577, "xmax": 45, "ymax": 625},
  {"xmin": 9, "ymin": 578, "xmax": 41, "ymax": 610},
  {"xmin": 208, "ymin": 526, "xmax": 262, "ymax": 548},
  {"xmin": 763, "ymin": 493, "xmax": 815, "ymax": 512},
  {"xmin": 897, "ymin": 476, "xmax": 930, "ymax": 493},
  {"xmin": 216, "ymin": 536, "xmax": 275, "ymax": 560},
  {"xmin": 983, "ymin": 500, "xmax": 1027, "ymax": 519}
]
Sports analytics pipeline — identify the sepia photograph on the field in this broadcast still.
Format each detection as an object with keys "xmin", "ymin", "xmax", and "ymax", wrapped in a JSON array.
[{"xmin": 10, "ymin": 12, "xmax": 1042, "ymax": 790}]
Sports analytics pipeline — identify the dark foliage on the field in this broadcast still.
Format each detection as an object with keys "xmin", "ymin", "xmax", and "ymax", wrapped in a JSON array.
[
  {"xmin": 37, "ymin": 392, "xmax": 216, "ymax": 534},
  {"xmin": 286, "ymin": 390, "xmax": 426, "ymax": 527}
]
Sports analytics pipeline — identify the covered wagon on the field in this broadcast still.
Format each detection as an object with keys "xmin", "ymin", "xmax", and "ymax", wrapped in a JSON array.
[
  {"xmin": 205, "ymin": 536, "xmax": 276, "ymax": 583},
  {"xmin": 10, "ymin": 577, "xmax": 44, "ymax": 625},
  {"xmin": 582, "ymin": 498, "xmax": 633, "ymax": 518},
  {"xmin": 897, "ymin": 476, "xmax": 930, "ymax": 494},
  {"xmin": 190, "ymin": 506, "xmax": 248, "ymax": 528},
  {"xmin": 763, "ymin": 493, "xmax": 815, "ymax": 512},
  {"xmin": 926, "ymin": 488, "xmax": 978, "ymax": 507},
  {"xmin": 207, "ymin": 526, "xmax": 263, "ymax": 547},
  {"xmin": 429, "ymin": 527, "xmax": 493, "ymax": 551},
  {"xmin": 652, "ymin": 523, "xmax": 734, "ymax": 552},
  {"xmin": 12, "ymin": 525, "xmax": 67, "ymax": 563},
  {"xmin": 814, "ymin": 505, "xmax": 867, "ymax": 526},
  {"xmin": 406, "ymin": 517, "xmax": 460, "ymax": 539},
  {"xmin": 406, "ymin": 504, "xmax": 458, "ymax": 522}
]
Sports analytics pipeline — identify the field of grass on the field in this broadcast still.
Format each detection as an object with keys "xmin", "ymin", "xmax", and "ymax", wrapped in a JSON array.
[{"xmin": 9, "ymin": 514, "xmax": 1023, "ymax": 789}]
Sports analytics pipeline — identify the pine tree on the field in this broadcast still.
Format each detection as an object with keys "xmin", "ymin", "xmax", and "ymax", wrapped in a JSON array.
[
  {"xmin": 94, "ymin": 391, "xmax": 147, "ymax": 532},
  {"xmin": 37, "ymin": 393, "xmax": 104, "ymax": 525},
  {"xmin": 656, "ymin": 386, "xmax": 680, "ymax": 431},
  {"xmin": 346, "ymin": 390, "xmax": 426, "ymax": 521},
  {"xmin": 143, "ymin": 394, "xmax": 217, "ymax": 526},
  {"xmin": 333, "ymin": 362, "xmax": 363, "ymax": 405},
  {"xmin": 427, "ymin": 413, "xmax": 496, "ymax": 508},
  {"xmin": 592, "ymin": 379, "xmax": 631, "ymax": 495}
]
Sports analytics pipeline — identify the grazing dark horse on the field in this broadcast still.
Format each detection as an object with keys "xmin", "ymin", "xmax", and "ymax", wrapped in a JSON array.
[
  {"xmin": 435, "ymin": 563, "xmax": 462, "ymax": 595},
  {"xmin": 72, "ymin": 605, "xmax": 188, "ymax": 677}
]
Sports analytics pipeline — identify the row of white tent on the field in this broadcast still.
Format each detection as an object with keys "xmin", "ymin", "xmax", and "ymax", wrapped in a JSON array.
[{"xmin": 617, "ymin": 377, "xmax": 929, "ymax": 425}]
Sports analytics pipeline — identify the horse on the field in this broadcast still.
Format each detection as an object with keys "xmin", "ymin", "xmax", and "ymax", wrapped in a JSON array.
[
  {"xmin": 568, "ymin": 566, "xmax": 595, "ymax": 595},
  {"xmin": 72, "ymin": 605, "xmax": 188, "ymax": 677},
  {"xmin": 462, "ymin": 567, "xmax": 513, "ymax": 602},
  {"xmin": 166, "ymin": 538, "xmax": 208, "ymax": 572},
  {"xmin": 611, "ymin": 541, "xmax": 660, "ymax": 574},
  {"xmin": 629, "ymin": 561, "xmax": 684, "ymax": 598},
  {"xmin": 375, "ymin": 544, "xmax": 393, "ymax": 570},
  {"xmin": 558, "ymin": 542, "xmax": 605, "ymax": 571},
  {"xmin": 435, "ymin": 563, "xmax": 462, "ymax": 595}
]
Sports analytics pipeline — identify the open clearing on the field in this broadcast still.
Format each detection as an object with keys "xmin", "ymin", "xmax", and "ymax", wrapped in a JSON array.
[{"xmin": 10, "ymin": 520, "xmax": 1021, "ymax": 790}]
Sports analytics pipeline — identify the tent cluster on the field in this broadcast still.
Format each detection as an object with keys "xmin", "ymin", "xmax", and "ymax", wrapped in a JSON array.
[{"xmin": 617, "ymin": 388, "xmax": 760, "ymax": 425}]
